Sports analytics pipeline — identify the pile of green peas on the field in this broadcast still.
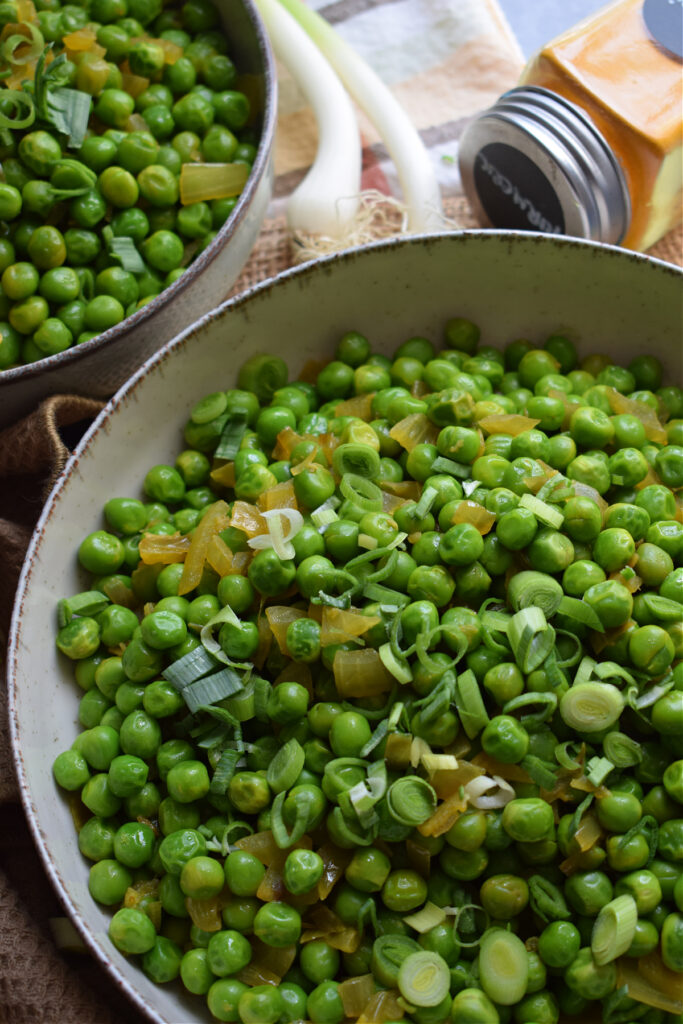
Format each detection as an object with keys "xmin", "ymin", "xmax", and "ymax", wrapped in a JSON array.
[
  {"xmin": 53, "ymin": 320, "xmax": 683, "ymax": 1024},
  {"xmin": 0, "ymin": 0, "xmax": 257, "ymax": 369}
]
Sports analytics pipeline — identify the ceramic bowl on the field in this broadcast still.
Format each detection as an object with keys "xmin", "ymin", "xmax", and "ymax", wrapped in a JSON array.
[
  {"xmin": 8, "ymin": 232, "xmax": 683, "ymax": 1024},
  {"xmin": 0, "ymin": 0, "xmax": 277, "ymax": 430}
]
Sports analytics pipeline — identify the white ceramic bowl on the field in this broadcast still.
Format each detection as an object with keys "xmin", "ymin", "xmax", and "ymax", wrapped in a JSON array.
[
  {"xmin": 8, "ymin": 232, "xmax": 683, "ymax": 1024},
  {"xmin": 0, "ymin": 0, "xmax": 277, "ymax": 430}
]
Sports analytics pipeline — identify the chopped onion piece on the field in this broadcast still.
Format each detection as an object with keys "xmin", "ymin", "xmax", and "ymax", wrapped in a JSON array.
[
  {"xmin": 421, "ymin": 754, "xmax": 458, "ymax": 773},
  {"xmin": 339, "ymin": 975, "xmax": 377, "ymax": 1018},
  {"xmin": 333, "ymin": 647, "xmax": 394, "ymax": 697},
  {"xmin": 410, "ymin": 736, "xmax": 431, "ymax": 768},
  {"xmin": 479, "ymin": 413, "xmax": 540, "ymax": 435},
  {"xmin": 389, "ymin": 413, "xmax": 439, "ymax": 452},
  {"xmin": 257, "ymin": 478, "xmax": 298, "ymax": 512},
  {"xmin": 465, "ymin": 774, "xmax": 515, "ymax": 809},
  {"xmin": 247, "ymin": 508, "xmax": 304, "ymax": 560},
  {"xmin": 403, "ymin": 902, "xmax": 446, "ymax": 933}
]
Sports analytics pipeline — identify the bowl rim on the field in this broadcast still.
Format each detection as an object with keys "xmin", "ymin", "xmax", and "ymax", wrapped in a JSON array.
[
  {"xmin": 7, "ymin": 229, "xmax": 683, "ymax": 1024},
  {"xmin": 0, "ymin": 0, "xmax": 278, "ymax": 387}
]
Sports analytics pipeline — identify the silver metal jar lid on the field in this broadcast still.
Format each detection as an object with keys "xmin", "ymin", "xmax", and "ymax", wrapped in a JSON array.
[{"xmin": 458, "ymin": 85, "xmax": 631, "ymax": 244}]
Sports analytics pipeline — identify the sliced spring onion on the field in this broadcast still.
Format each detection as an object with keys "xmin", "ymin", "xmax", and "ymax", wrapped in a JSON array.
[
  {"xmin": 593, "ymin": 661, "xmax": 636, "ymax": 685},
  {"xmin": 163, "ymin": 646, "xmax": 219, "ymax": 689},
  {"xmin": 358, "ymin": 533, "xmax": 379, "ymax": 550},
  {"xmin": 379, "ymin": 641, "xmax": 413, "ymax": 684},
  {"xmin": 454, "ymin": 670, "xmax": 490, "ymax": 739},
  {"xmin": 209, "ymin": 747, "xmax": 242, "ymax": 795},
  {"xmin": 414, "ymin": 486, "xmax": 438, "ymax": 520},
  {"xmin": 430, "ymin": 455, "xmax": 471, "ymax": 479},
  {"xmin": 519, "ymin": 755, "xmax": 558, "ymax": 790},
  {"xmin": 592, "ymin": 895, "xmax": 638, "ymax": 965},
  {"xmin": 182, "ymin": 667, "xmax": 244, "ymax": 713},
  {"xmin": 445, "ymin": 904, "xmax": 490, "ymax": 949},
  {"xmin": 266, "ymin": 738, "xmax": 305, "ymax": 794},
  {"xmin": 271, "ymin": 788, "xmax": 314, "ymax": 848},
  {"xmin": 364, "ymin": 583, "xmax": 411, "ymax": 609},
  {"xmin": 46, "ymin": 87, "xmax": 92, "ymax": 148},
  {"xmin": 214, "ymin": 413, "xmax": 248, "ymax": 460},
  {"xmin": 397, "ymin": 951, "xmax": 450, "ymax": 1008},
  {"xmin": 554, "ymin": 740, "xmax": 584, "ymax": 772},
  {"xmin": 603, "ymin": 731, "xmax": 643, "ymax": 767},
  {"xmin": 2, "ymin": 22, "xmax": 44, "ymax": 65},
  {"xmin": 66, "ymin": 590, "xmax": 111, "ymax": 617},
  {"xmin": 386, "ymin": 777, "xmax": 437, "ymax": 827},
  {"xmin": 277, "ymin": 0, "xmax": 444, "ymax": 232},
  {"xmin": 106, "ymin": 233, "xmax": 145, "ymax": 273},
  {"xmin": 478, "ymin": 928, "xmax": 529, "ymax": 1006},
  {"xmin": 560, "ymin": 681, "xmax": 625, "ymax": 733},
  {"xmin": 519, "ymin": 492, "xmax": 564, "ymax": 528},
  {"xmin": 339, "ymin": 473, "xmax": 383, "ymax": 513},
  {"xmin": 557, "ymin": 594, "xmax": 605, "ymax": 633},
  {"xmin": 527, "ymin": 875, "xmax": 571, "ymax": 922},
  {"xmin": 508, "ymin": 607, "xmax": 556, "ymax": 674},
  {"xmin": 0, "ymin": 89, "xmax": 35, "ymax": 130},
  {"xmin": 574, "ymin": 655, "xmax": 597, "ymax": 686},
  {"xmin": 502, "ymin": 691, "xmax": 558, "ymax": 724},
  {"xmin": 179, "ymin": 161, "xmax": 249, "ymax": 203},
  {"xmin": 255, "ymin": 0, "xmax": 360, "ymax": 238},
  {"xmin": 586, "ymin": 755, "xmax": 615, "ymax": 786},
  {"xmin": 311, "ymin": 496, "xmax": 341, "ymax": 531},
  {"xmin": 507, "ymin": 571, "xmax": 563, "ymax": 618}
]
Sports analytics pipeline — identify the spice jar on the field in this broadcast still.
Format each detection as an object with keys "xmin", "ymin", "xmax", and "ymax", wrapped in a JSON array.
[{"xmin": 458, "ymin": 0, "xmax": 683, "ymax": 250}]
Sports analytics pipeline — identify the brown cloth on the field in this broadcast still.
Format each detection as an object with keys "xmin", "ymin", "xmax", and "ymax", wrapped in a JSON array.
[{"xmin": 0, "ymin": 204, "xmax": 681, "ymax": 1024}]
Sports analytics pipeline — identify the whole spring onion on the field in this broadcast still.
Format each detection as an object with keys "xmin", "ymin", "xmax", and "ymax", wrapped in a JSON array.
[
  {"xmin": 276, "ymin": 0, "xmax": 444, "ymax": 232},
  {"xmin": 254, "ymin": 0, "xmax": 361, "ymax": 239}
]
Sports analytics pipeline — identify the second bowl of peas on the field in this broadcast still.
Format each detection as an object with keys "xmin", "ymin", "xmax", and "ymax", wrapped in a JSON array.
[
  {"xmin": 8, "ymin": 231, "xmax": 683, "ymax": 1024},
  {"xmin": 0, "ymin": 0, "xmax": 276, "ymax": 427}
]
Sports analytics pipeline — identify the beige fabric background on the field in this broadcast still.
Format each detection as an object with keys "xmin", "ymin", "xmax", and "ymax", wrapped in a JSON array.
[{"xmin": 0, "ymin": 0, "xmax": 681, "ymax": 1020}]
